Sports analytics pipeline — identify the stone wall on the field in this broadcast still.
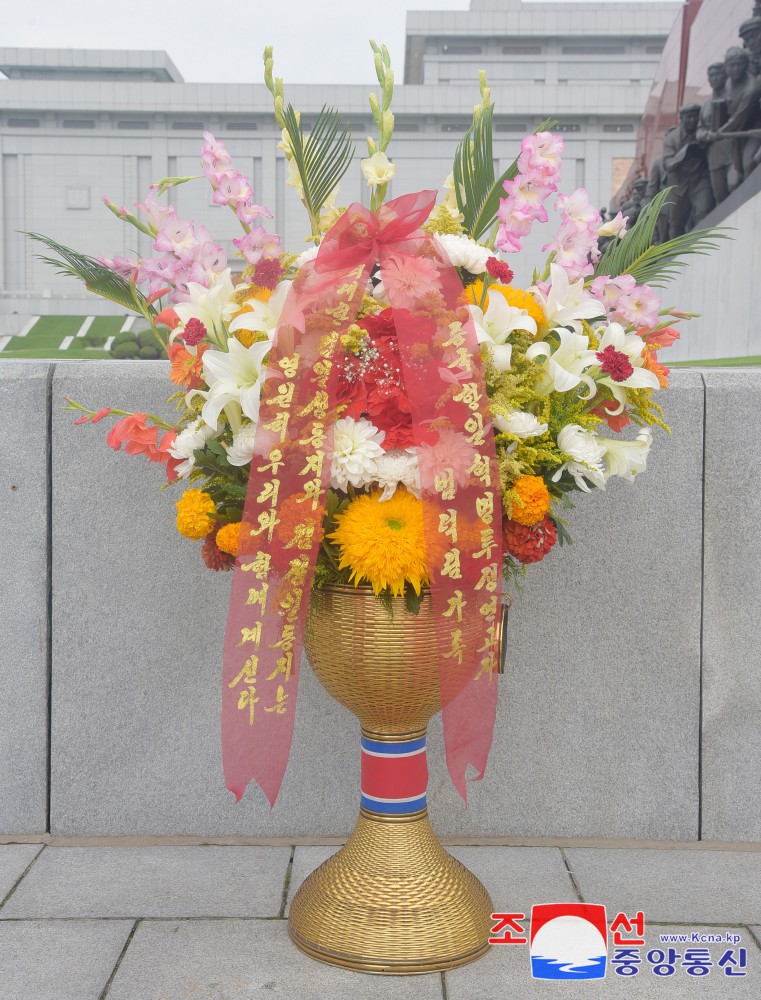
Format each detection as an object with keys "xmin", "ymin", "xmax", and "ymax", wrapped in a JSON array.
[{"xmin": 1, "ymin": 361, "xmax": 759, "ymax": 843}]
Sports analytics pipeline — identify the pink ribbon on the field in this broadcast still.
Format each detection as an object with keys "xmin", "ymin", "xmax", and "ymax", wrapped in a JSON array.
[{"xmin": 223, "ymin": 190, "xmax": 503, "ymax": 806}]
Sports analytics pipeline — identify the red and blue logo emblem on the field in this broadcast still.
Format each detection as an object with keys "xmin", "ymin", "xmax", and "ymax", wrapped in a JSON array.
[{"xmin": 530, "ymin": 903, "xmax": 608, "ymax": 980}]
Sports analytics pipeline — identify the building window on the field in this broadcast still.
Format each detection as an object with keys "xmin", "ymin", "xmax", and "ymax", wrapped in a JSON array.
[
  {"xmin": 62, "ymin": 120, "xmax": 96, "ymax": 128},
  {"xmin": 7, "ymin": 118, "xmax": 40, "ymax": 127},
  {"xmin": 555, "ymin": 123, "xmax": 582, "ymax": 133},
  {"xmin": 225, "ymin": 121, "xmax": 258, "ymax": 130},
  {"xmin": 117, "ymin": 121, "xmax": 151, "ymax": 130},
  {"xmin": 603, "ymin": 124, "xmax": 634, "ymax": 133},
  {"xmin": 495, "ymin": 122, "xmax": 528, "ymax": 132},
  {"xmin": 395, "ymin": 122, "xmax": 421, "ymax": 132},
  {"xmin": 442, "ymin": 44, "xmax": 482, "ymax": 55},
  {"xmin": 561, "ymin": 45, "xmax": 626, "ymax": 55},
  {"xmin": 171, "ymin": 121, "xmax": 204, "ymax": 130},
  {"xmin": 502, "ymin": 45, "xmax": 542, "ymax": 55}
]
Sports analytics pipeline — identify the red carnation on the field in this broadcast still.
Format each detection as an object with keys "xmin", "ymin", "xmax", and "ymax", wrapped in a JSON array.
[
  {"xmin": 254, "ymin": 255, "xmax": 284, "ymax": 290},
  {"xmin": 179, "ymin": 318, "xmax": 207, "ymax": 347},
  {"xmin": 596, "ymin": 344, "xmax": 634, "ymax": 383},
  {"xmin": 486, "ymin": 257, "xmax": 514, "ymax": 284},
  {"xmin": 503, "ymin": 516, "xmax": 557, "ymax": 564}
]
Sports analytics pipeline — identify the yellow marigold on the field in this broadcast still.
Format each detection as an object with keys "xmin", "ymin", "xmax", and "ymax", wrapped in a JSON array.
[
  {"xmin": 508, "ymin": 475, "xmax": 551, "ymax": 527},
  {"xmin": 465, "ymin": 280, "xmax": 545, "ymax": 330},
  {"xmin": 216, "ymin": 522, "xmax": 242, "ymax": 556},
  {"xmin": 176, "ymin": 489, "xmax": 216, "ymax": 541},
  {"xmin": 329, "ymin": 488, "xmax": 429, "ymax": 596}
]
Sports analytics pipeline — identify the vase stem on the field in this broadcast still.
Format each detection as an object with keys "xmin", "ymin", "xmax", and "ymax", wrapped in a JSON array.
[{"xmin": 360, "ymin": 728, "xmax": 428, "ymax": 818}]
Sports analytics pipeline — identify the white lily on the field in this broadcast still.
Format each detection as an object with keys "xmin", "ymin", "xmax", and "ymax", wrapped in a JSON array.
[
  {"xmin": 199, "ymin": 337, "xmax": 272, "ymax": 431},
  {"xmin": 526, "ymin": 327, "xmax": 598, "ymax": 397},
  {"xmin": 531, "ymin": 263, "xmax": 605, "ymax": 333},
  {"xmin": 174, "ymin": 269, "xmax": 238, "ymax": 345},
  {"xmin": 468, "ymin": 295, "xmax": 536, "ymax": 372},
  {"xmin": 601, "ymin": 428, "xmax": 653, "ymax": 482},
  {"xmin": 595, "ymin": 322, "xmax": 661, "ymax": 414},
  {"xmin": 228, "ymin": 280, "xmax": 293, "ymax": 340}
]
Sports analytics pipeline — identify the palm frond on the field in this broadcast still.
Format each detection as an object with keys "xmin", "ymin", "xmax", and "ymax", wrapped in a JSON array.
[
  {"xmin": 26, "ymin": 232, "xmax": 155, "ymax": 314},
  {"xmin": 281, "ymin": 104, "xmax": 354, "ymax": 227},
  {"xmin": 593, "ymin": 189, "xmax": 730, "ymax": 287},
  {"xmin": 454, "ymin": 116, "xmax": 555, "ymax": 241}
]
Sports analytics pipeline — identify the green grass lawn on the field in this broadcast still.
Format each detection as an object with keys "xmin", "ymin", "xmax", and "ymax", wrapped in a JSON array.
[
  {"xmin": 670, "ymin": 356, "xmax": 761, "ymax": 367},
  {"xmin": 0, "ymin": 315, "xmax": 136, "ymax": 360}
]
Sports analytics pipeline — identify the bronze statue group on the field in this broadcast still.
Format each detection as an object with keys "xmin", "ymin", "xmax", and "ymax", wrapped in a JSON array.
[{"xmin": 618, "ymin": 11, "xmax": 761, "ymax": 241}]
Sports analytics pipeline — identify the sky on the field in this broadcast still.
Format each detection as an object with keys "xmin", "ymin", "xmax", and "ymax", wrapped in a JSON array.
[{"xmin": 5, "ymin": 0, "xmax": 680, "ymax": 85}]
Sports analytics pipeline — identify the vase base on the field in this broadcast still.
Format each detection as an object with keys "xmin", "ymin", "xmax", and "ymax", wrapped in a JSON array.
[{"xmin": 287, "ymin": 808, "xmax": 494, "ymax": 976}]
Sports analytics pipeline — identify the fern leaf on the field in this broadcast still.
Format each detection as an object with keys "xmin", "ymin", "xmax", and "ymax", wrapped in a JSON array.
[
  {"xmin": 593, "ymin": 190, "xmax": 729, "ymax": 287},
  {"xmin": 26, "ymin": 232, "xmax": 156, "ymax": 314},
  {"xmin": 281, "ymin": 104, "xmax": 354, "ymax": 229}
]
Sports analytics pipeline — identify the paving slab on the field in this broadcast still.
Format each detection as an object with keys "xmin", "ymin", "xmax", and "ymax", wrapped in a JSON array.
[
  {"xmin": 0, "ymin": 845, "xmax": 42, "ymax": 904},
  {"xmin": 286, "ymin": 846, "xmax": 338, "ymax": 911},
  {"xmin": 106, "ymin": 918, "xmax": 444, "ymax": 1000},
  {"xmin": 447, "ymin": 923, "xmax": 759, "ymax": 999},
  {"xmin": 0, "ymin": 361, "xmax": 51, "ymax": 834},
  {"xmin": 0, "ymin": 918, "xmax": 133, "ymax": 1000},
  {"xmin": 1, "ymin": 846, "xmax": 290, "ymax": 919},
  {"xmin": 565, "ymin": 848, "xmax": 761, "ymax": 923}
]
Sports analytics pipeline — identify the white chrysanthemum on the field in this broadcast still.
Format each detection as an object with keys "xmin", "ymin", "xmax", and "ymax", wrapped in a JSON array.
[
  {"xmin": 168, "ymin": 419, "xmax": 216, "ymax": 478},
  {"xmin": 493, "ymin": 411, "xmax": 548, "ymax": 439},
  {"xmin": 293, "ymin": 245, "xmax": 320, "ymax": 270},
  {"xmin": 601, "ymin": 428, "xmax": 653, "ymax": 483},
  {"xmin": 436, "ymin": 233, "xmax": 491, "ymax": 274},
  {"xmin": 552, "ymin": 424, "xmax": 607, "ymax": 493},
  {"xmin": 226, "ymin": 422, "xmax": 258, "ymax": 467},
  {"xmin": 374, "ymin": 448, "xmax": 421, "ymax": 501},
  {"xmin": 328, "ymin": 417, "xmax": 386, "ymax": 492}
]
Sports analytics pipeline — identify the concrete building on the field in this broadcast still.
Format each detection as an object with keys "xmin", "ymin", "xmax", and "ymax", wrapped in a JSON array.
[{"xmin": 0, "ymin": 0, "xmax": 681, "ymax": 317}]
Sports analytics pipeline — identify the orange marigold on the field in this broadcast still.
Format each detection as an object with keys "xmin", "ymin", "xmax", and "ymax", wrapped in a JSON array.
[
  {"xmin": 508, "ymin": 475, "xmax": 551, "ymax": 527},
  {"xmin": 216, "ymin": 522, "xmax": 243, "ymax": 556},
  {"xmin": 176, "ymin": 489, "xmax": 216, "ymax": 540}
]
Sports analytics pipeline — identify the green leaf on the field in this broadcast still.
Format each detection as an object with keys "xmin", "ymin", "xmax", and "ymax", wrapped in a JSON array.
[
  {"xmin": 593, "ymin": 189, "xmax": 730, "ymax": 287},
  {"xmin": 403, "ymin": 586, "xmax": 424, "ymax": 616},
  {"xmin": 281, "ymin": 104, "xmax": 354, "ymax": 230},
  {"xmin": 26, "ymin": 232, "xmax": 156, "ymax": 315}
]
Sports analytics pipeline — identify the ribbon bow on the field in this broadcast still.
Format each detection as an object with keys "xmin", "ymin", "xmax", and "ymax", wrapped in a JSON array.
[{"xmin": 222, "ymin": 190, "xmax": 503, "ymax": 806}]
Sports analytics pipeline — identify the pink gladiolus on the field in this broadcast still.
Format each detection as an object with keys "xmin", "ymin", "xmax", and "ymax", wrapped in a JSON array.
[
  {"xmin": 590, "ymin": 274, "xmax": 637, "ymax": 313},
  {"xmin": 90, "ymin": 407, "xmax": 112, "ymax": 424},
  {"xmin": 518, "ymin": 132, "xmax": 565, "ymax": 178},
  {"xmin": 613, "ymin": 284, "xmax": 661, "ymax": 329},
  {"xmin": 135, "ymin": 191, "xmax": 175, "ymax": 231},
  {"xmin": 555, "ymin": 189, "xmax": 600, "ymax": 227},
  {"xmin": 233, "ymin": 227, "xmax": 282, "ymax": 266}
]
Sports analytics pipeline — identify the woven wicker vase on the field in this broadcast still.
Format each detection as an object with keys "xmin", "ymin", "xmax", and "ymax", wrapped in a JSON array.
[{"xmin": 288, "ymin": 584, "xmax": 496, "ymax": 975}]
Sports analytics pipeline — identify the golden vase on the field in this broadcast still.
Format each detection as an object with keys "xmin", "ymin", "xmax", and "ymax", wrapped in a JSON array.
[{"xmin": 288, "ymin": 584, "xmax": 504, "ymax": 975}]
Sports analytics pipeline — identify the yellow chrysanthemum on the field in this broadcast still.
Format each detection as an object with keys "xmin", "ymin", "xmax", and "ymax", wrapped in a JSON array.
[
  {"xmin": 216, "ymin": 522, "xmax": 242, "ymax": 556},
  {"xmin": 329, "ymin": 488, "xmax": 429, "ymax": 596},
  {"xmin": 176, "ymin": 489, "xmax": 216, "ymax": 540},
  {"xmin": 508, "ymin": 475, "xmax": 551, "ymax": 527},
  {"xmin": 465, "ymin": 281, "xmax": 545, "ymax": 330},
  {"xmin": 233, "ymin": 284, "xmax": 273, "ymax": 306}
]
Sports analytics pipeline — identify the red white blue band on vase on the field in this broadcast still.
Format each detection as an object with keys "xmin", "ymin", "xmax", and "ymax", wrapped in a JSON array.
[{"xmin": 360, "ymin": 734, "xmax": 428, "ymax": 815}]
